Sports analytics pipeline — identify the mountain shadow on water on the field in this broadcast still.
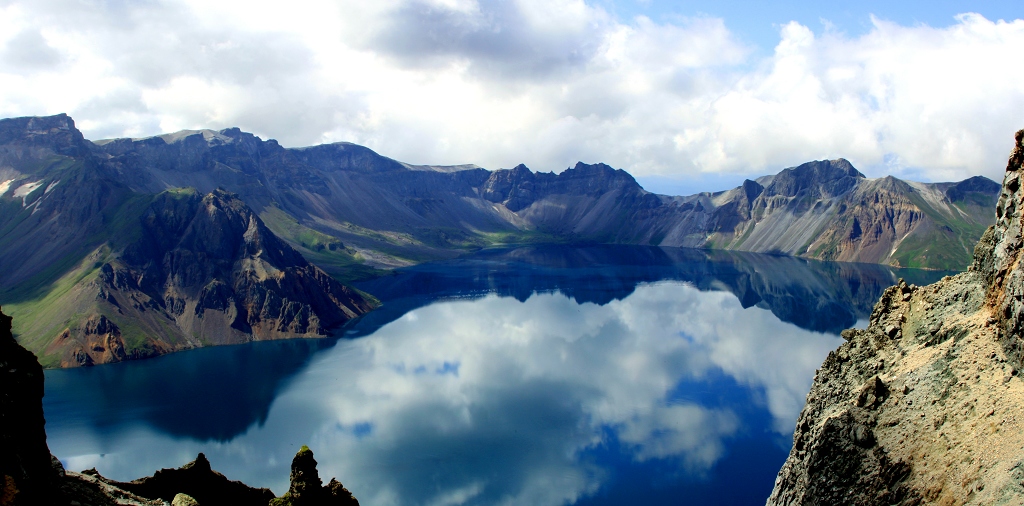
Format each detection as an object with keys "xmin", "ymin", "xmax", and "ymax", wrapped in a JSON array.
[
  {"xmin": 354, "ymin": 244, "xmax": 952, "ymax": 338},
  {"xmin": 45, "ymin": 337, "xmax": 338, "ymax": 441}
]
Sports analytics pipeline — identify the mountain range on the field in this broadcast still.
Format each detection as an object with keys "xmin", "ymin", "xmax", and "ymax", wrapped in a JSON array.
[
  {"xmin": 83, "ymin": 116, "xmax": 998, "ymax": 272},
  {"xmin": 0, "ymin": 114, "xmax": 1000, "ymax": 366}
]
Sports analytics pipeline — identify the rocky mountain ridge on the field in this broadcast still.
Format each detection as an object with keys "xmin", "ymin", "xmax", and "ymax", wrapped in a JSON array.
[
  {"xmin": 767, "ymin": 130, "xmax": 1024, "ymax": 504},
  {"xmin": 71, "ymin": 114, "xmax": 997, "ymax": 271},
  {"xmin": 1, "ymin": 114, "xmax": 996, "ymax": 279}
]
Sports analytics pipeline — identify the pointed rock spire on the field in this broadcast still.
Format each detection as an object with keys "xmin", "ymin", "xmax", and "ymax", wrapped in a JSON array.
[{"xmin": 270, "ymin": 446, "xmax": 359, "ymax": 506}]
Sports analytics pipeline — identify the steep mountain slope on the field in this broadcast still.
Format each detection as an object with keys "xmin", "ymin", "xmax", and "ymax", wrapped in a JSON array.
[
  {"xmin": 93, "ymin": 129, "xmax": 524, "ymax": 269},
  {"xmin": 0, "ymin": 114, "xmax": 137, "ymax": 291},
  {"xmin": 767, "ymin": 130, "xmax": 1024, "ymax": 504},
  {"xmin": 0, "ymin": 116, "xmax": 374, "ymax": 368},
  {"xmin": 85, "ymin": 120, "xmax": 997, "ymax": 271},
  {"xmin": 8, "ymin": 188, "xmax": 374, "ymax": 368}
]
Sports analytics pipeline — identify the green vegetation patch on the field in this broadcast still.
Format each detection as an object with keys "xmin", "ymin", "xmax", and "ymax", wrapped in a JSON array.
[
  {"xmin": 259, "ymin": 205, "xmax": 388, "ymax": 283},
  {"xmin": 93, "ymin": 191, "xmax": 159, "ymax": 249},
  {"xmin": 894, "ymin": 192, "xmax": 991, "ymax": 270},
  {"xmin": 261, "ymin": 205, "xmax": 348, "ymax": 252},
  {"xmin": 3, "ymin": 247, "xmax": 110, "ymax": 355},
  {"xmin": 477, "ymin": 229, "xmax": 564, "ymax": 246}
]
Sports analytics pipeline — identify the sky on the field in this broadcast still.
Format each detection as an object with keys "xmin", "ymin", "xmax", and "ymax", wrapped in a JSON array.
[{"xmin": 0, "ymin": 0, "xmax": 1022, "ymax": 195}]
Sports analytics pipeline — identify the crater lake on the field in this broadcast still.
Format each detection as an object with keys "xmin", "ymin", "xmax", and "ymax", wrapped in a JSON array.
[{"xmin": 41, "ymin": 245, "xmax": 949, "ymax": 505}]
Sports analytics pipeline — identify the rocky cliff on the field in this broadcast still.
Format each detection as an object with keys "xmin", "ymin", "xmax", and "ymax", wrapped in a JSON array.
[
  {"xmin": 1, "ymin": 306, "xmax": 62, "ymax": 504},
  {"xmin": 767, "ymin": 130, "xmax": 1024, "ymax": 504}
]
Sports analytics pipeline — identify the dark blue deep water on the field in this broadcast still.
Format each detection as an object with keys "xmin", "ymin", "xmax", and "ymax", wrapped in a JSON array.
[{"xmin": 42, "ymin": 245, "xmax": 949, "ymax": 505}]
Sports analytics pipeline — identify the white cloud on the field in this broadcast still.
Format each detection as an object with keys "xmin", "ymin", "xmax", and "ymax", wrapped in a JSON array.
[
  {"xmin": 0, "ymin": 1, "xmax": 1020, "ymax": 187},
  {"xmin": 692, "ymin": 14, "xmax": 1024, "ymax": 182}
]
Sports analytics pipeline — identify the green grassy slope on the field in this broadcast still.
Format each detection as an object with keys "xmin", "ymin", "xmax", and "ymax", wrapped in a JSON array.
[{"xmin": 892, "ymin": 192, "xmax": 992, "ymax": 270}]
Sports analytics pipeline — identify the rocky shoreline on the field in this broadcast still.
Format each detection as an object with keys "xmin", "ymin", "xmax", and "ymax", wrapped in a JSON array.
[{"xmin": 768, "ymin": 130, "xmax": 1024, "ymax": 504}]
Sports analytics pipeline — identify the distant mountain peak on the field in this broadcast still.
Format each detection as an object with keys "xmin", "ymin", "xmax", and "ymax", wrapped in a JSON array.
[
  {"xmin": 0, "ymin": 113, "xmax": 88, "ymax": 158},
  {"xmin": 763, "ymin": 158, "xmax": 866, "ymax": 200},
  {"xmin": 157, "ymin": 129, "xmax": 236, "ymax": 145},
  {"xmin": 788, "ymin": 158, "xmax": 865, "ymax": 179},
  {"xmin": 571, "ymin": 161, "xmax": 614, "ymax": 171}
]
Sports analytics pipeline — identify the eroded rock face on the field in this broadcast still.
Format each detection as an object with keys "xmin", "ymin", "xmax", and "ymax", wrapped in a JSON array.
[
  {"xmin": 41, "ymin": 188, "xmax": 376, "ymax": 368},
  {"xmin": 124, "ymin": 189, "xmax": 373, "ymax": 339},
  {"xmin": 976, "ymin": 129, "xmax": 1024, "ymax": 367},
  {"xmin": 768, "ymin": 130, "xmax": 1024, "ymax": 505}
]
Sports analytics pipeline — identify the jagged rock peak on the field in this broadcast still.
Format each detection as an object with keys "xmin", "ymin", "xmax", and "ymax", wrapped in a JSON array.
[
  {"xmin": 155, "ymin": 128, "xmax": 240, "ymax": 145},
  {"xmin": 777, "ymin": 158, "xmax": 865, "ymax": 180},
  {"xmin": 740, "ymin": 178, "xmax": 765, "ymax": 202},
  {"xmin": 287, "ymin": 446, "xmax": 322, "ymax": 498},
  {"xmin": 570, "ymin": 161, "xmax": 615, "ymax": 172},
  {"xmin": 764, "ymin": 158, "xmax": 865, "ymax": 199},
  {"xmin": 270, "ymin": 446, "xmax": 359, "ymax": 506},
  {"xmin": 975, "ymin": 128, "xmax": 1024, "ymax": 282},
  {"xmin": 0, "ymin": 112, "xmax": 78, "ymax": 135},
  {"xmin": 184, "ymin": 453, "xmax": 212, "ymax": 473},
  {"xmin": 952, "ymin": 175, "xmax": 1001, "ymax": 194},
  {"xmin": 569, "ymin": 161, "xmax": 627, "ymax": 177},
  {"xmin": 564, "ymin": 161, "xmax": 642, "ymax": 188}
]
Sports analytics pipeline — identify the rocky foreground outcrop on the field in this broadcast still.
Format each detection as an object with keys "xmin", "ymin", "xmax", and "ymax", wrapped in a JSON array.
[
  {"xmin": 1, "ymin": 306, "xmax": 61, "ymax": 504},
  {"xmin": 0, "ymin": 305, "xmax": 358, "ymax": 505},
  {"xmin": 768, "ymin": 131, "xmax": 1024, "ymax": 504}
]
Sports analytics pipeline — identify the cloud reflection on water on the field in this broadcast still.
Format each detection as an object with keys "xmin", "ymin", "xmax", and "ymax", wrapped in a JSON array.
[{"xmin": 56, "ymin": 280, "xmax": 840, "ymax": 505}]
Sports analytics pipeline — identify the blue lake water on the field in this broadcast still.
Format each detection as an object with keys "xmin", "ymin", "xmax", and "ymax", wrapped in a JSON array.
[{"xmin": 42, "ymin": 245, "xmax": 949, "ymax": 505}]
